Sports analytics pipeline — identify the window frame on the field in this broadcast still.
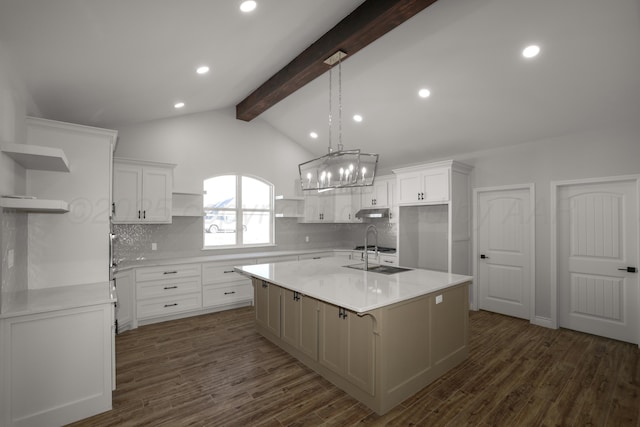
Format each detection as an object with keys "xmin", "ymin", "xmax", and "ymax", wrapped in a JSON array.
[{"xmin": 203, "ymin": 174, "xmax": 275, "ymax": 250}]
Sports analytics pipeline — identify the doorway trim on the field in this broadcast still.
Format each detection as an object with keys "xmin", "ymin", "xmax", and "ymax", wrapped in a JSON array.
[
  {"xmin": 550, "ymin": 175, "xmax": 640, "ymax": 340},
  {"xmin": 472, "ymin": 183, "xmax": 536, "ymax": 323}
]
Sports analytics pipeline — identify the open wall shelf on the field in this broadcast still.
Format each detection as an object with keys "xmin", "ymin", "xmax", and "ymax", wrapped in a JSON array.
[
  {"xmin": 1, "ymin": 142, "xmax": 70, "ymax": 172},
  {"xmin": 0, "ymin": 197, "xmax": 69, "ymax": 213}
]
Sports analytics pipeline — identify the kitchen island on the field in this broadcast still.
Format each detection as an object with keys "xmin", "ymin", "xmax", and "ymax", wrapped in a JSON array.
[{"xmin": 235, "ymin": 257, "xmax": 473, "ymax": 415}]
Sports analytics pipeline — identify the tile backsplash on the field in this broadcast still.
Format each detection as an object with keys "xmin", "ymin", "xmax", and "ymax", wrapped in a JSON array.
[
  {"xmin": 1, "ymin": 209, "xmax": 28, "ymax": 295},
  {"xmin": 113, "ymin": 217, "xmax": 397, "ymax": 263}
]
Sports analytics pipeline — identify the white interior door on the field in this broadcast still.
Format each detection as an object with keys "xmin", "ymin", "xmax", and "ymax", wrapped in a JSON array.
[
  {"xmin": 477, "ymin": 188, "xmax": 533, "ymax": 320},
  {"xmin": 558, "ymin": 180, "xmax": 638, "ymax": 344}
]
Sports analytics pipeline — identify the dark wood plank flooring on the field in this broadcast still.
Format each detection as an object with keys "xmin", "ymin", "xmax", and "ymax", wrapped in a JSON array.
[{"xmin": 68, "ymin": 308, "xmax": 640, "ymax": 427}]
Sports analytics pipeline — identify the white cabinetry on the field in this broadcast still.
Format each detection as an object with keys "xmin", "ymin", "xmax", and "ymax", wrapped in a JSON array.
[
  {"xmin": 393, "ymin": 160, "xmax": 473, "ymax": 275},
  {"xmin": 361, "ymin": 176, "xmax": 391, "ymax": 208},
  {"xmin": 134, "ymin": 263, "xmax": 202, "ymax": 325},
  {"xmin": 115, "ymin": 269, "xmax": 134, "ymax": 332},
  {"xmin": 112, "ymin": 158, "xmax": 175, "ymax": 224},
  {"xmin": 300, "ymin": 188, "xmax": 361, "ymax": 223},
  {"xmin": 1, "ymin": 303, "xmax": 114, "ymax": 427},
  {"xmin": 395, "ymin": 164, "xmax": 452, "ymax": 205},
  {"xmin": 202, "ymin": 261, "xmax": 254, "ymax": 308}
]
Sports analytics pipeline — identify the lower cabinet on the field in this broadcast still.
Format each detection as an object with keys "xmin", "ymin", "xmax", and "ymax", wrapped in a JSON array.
[
  {"xmin": 202, "ymin": 261, "xmax": 253, "ymax": 309},
  {"xmin": 251, "ymin": 277, "xmax": 471, "ymax": 415},
  {"xmin": 134, "ymin": 263, "xmax": 203, "ymax": 326},
  {"xmin": 318, "ymin": 302, "xmax": 375, "ymax": 395},
  {"xmin": 0, "ymin": 304, "xmax": 114, "ymax": 427},
  {"xmin": 281, "ymin": 288, "xmax": 318, "ymax": 361},
  {"xmin": 255, "ymin": 280, "xmax": 281, "ymax": 337},
  {"xmin": 114, "ymin": 269, "xmax": 134, "ymax": 332}
]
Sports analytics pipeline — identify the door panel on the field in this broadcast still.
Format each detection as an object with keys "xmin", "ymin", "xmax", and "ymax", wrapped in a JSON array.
[
  {"xmin": 477, "ymin": 188, "xmax": 532, "ymax": 319},
  {"xmin": 558, "ymin": 180, "xmax": 638, "ymax": 343}
]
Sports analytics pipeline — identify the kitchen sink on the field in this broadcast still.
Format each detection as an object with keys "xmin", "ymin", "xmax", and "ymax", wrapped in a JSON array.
[{"xmin": 344, "ymin": 263, "xmax": 413, "ymax": 275}]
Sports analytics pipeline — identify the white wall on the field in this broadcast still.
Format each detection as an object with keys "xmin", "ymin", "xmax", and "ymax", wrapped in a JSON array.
[
  {"xmin": 114, "ymin": 108, "xmax": 312, "ymax": 196},
  {"xmin": 0, "ymin": 40, "xmax": 39, "ymax": 295},
  {"xmin": 446, "ymin": 121, "xmax": 640, "ymax": 320}
]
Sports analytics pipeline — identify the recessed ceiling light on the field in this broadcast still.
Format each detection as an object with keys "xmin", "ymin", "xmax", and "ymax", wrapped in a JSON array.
[
  {"xmin": 174, "ymin": 102, "xmax": 185, "ymax": 109},
  {"xmin": 418, "ymin": 88, "xmax": 431, "ymax": 98},
  {"xmin": 522, "ymin": 45, "xmax": 540, "ymax": 58},
  {"xmin": 353, "ymin": 114, "xmax": 363, "ymax": 122},
  {"xmin": 240, "ymin": 1, "xmax": 257, "ymax": 12},
  {"xmin": 196, "ymin": 66, "xmax": 210, "ymax": 75},
  {"xmin": 309, "ymin": 132, "xmax": 318, "ymax": 139}
]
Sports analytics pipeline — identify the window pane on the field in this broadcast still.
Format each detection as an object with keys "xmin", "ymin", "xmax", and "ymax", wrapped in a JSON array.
[
  {"xmin": 204, "ymin": 211, "xmax": 237, "ymax": 246},
  {"xmin": 243, "ymin": 212, "xmax": 270, "ymax": 245},
  {"xmin": 204, "ymin": 175, "xmax": 236, "ymax": 210},
  {"xmin": 242, "ymin": 176, "xmax": 270, "ymax": 209}
]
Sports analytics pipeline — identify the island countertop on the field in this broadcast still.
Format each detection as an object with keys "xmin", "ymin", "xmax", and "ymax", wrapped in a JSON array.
[{"xmin": 235, "ymin": 257, "xmax": 473, "ymax": 313}]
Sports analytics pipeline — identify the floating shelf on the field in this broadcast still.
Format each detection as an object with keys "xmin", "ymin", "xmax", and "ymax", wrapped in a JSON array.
[
  {"xmin": 0, "ymin": 197, "xmax": 69, "ymax": 213},
  {"xmin": 1, "ymin": 142, "xmax": 70, "ymax": 172},
  {"xmin": 171, "ymin": 192, "xmax": 204, "ymax": 217}
]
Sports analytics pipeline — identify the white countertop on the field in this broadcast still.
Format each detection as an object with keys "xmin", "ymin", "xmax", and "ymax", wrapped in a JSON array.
[
  {"xmin": 1, "ymin": 281, "xmax": 116, "ymax": 319},
  {"xmin": 235, "ymin": 257, "xmax": 472, "ymax": 314}
]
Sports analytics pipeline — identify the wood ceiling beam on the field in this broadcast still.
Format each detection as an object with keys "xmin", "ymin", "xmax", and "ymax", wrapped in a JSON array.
[{"xmin": 235, "ymin": 0, "xmax": 438, "ymax": 122}]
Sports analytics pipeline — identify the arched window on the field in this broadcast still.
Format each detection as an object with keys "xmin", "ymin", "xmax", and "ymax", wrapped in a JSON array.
[{"xmin": 203, "ymin": 174, "xmax": 274, "ymax": 248}]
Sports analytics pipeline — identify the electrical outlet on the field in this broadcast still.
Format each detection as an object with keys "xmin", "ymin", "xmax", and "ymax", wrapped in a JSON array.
[
  {"xmin": 8, "ymin": 249, "xmax": 14, "ymax": 269},
  {"xmin": 151, "ymin": 243, "xmax": 157, "ymax": 251},
  {"xmin": 305, "ymin": 236, "xmax": 310, "ymax": 243},
  {"xmin": 435, "ymin": 294, "xmax": 443, "ymax": 304}
]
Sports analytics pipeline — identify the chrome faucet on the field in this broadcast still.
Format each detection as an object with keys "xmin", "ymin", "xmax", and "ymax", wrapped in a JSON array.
[{"xmin": 363, "ymin": 224, "xmax": 378, "ymax": 271}]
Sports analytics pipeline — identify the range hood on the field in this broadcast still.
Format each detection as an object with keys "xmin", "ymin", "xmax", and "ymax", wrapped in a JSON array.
[{"xmin": 355, "ymin": 208, "xmax": 390, "ymax": 219}]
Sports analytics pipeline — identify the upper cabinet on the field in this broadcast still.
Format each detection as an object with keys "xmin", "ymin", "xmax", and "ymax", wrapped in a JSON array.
[
  {"xmin": 360, "ymin": 176, "xmax": 391, "ymax": 208},
  {"xmin": 112, "ymin": 158, "xmax": 175, "ymax": 224},
  {"xmin": 394, "ymin": 161, "xmax": 472, "ymax": 206}
]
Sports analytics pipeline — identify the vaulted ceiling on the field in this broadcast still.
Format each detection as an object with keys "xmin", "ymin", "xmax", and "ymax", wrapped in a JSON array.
[{"xmin": 1, "ymin": 0, "xmax": 639, "ymax": 171}]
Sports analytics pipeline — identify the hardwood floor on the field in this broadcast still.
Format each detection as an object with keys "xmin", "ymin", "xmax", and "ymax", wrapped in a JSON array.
[{"xmin": 68, "ymin": 308, "xmax": 640, "ymax": 427}]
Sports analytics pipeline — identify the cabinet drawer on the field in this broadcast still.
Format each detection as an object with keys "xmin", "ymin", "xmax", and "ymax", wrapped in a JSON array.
[
  {"xmin": 202, "ymin": 262, "xmax": 251, "ymax": 285},
  {"xmin": 203, "ymin": 281, "xmax": 253, "ymax": 308},
  {"xmin": 136, "ymin": 292, "xmax": 202, "ymax": 319},
  {"xmin": 379, "ymin": 255, "xmax": 398, "ymax": 266},
  {"xmin": 299, "ymin": 252, "xmax": 334, "ymax": 260},
  {"xmin": 136, "ymin": 277, "xmax": 201, "ymax": 299},
  {"xmin": 136, "ymin": 264, "xmax": 201, "ymax": 282}
]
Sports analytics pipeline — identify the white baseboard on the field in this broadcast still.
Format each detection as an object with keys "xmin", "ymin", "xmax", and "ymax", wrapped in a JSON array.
[{"xmin": 531, "ymin": 316, "xmax": 554, "ymax": 329}]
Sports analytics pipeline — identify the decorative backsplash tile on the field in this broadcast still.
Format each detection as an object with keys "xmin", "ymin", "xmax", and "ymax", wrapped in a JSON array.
[
  {"xmin": 1, "ymin": 209, "xmax": 28, "ymax": 295},
  {"xmin": 113, "ymin": 216, "xmax": 397, "ymax": 263}
]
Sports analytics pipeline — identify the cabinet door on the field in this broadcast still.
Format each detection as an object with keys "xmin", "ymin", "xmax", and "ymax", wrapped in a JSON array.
[
  {"xmin": 281, "ymin": 289, "xmax": 300, "ymax": 348},
  {"xmin": 344, "ymin": 310, "xmax": 375, "ymax": 395},
  {"xmin": 256, "ymin": 282, "xmax": 281, "ymax": 337},
  {"xmin": 360, "ymin": 185, "xmax": 375, "ymax": 208},
  {"xmin": 319, "ymin": 193, "xmax": 335, "ymax": 222},
  {"xmin": 318, "ymin": 302, "xmax": 375, "ymax": 395},
  {"xmin": 114, "ymin": 271, "xmax": 133, "ymax": 331},
  {"xmin": 113, "ymin": 163, "xmax": 142, "ymax": 222},
  {"xmin": 141, "ymin": 166, "xmax": 172, "ymax": 223},
  {"xmin": 421, "ymin": 168, "xmax": 450, "ymax": 202},
  {"xmin": 333, "ymin": 188, "xmax": 354, "ymax": 222},
  {"xmin": 302, "ymin": 193, "xmax": 320, "ymax": 222},
  {"xmin": 299, "ymin": 295, "xmax": 319, "ymax": 360},
  {"xmin": 319, "ymin": 302, "xmax": 346, "ymax": 374},
  {"xmin": 254, "ymin": 279, "xmax": 269, "ymax": 329},
  {"xmin": 396, "ymin": 172, "xmax": 422, "ymax": 204}
]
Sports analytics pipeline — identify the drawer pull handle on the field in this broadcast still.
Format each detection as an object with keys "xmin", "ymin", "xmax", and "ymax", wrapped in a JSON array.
[
  {"xmin": 223, "ymin": 270, "xmax": 235, "ymax": 273},
  {"xmin": 163, "ymin": 271, "xmax": 178, "ymax": 275},
  {"xmin": 224, "ymin": 291, "xmax": 236, "ymax": 295},
  {"xmin": 164, "ymin": 303, "xmax": 178, "ymax": 308},
  {"xmin": 384, "ymin": 260, "xmax": 393, "ymax": 264},
  {"xmin": 164, "ymin": 286, "xmax": 178, "ymax": 290}
]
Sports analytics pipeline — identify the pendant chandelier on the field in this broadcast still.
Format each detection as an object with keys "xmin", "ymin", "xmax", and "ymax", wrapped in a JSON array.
[{"xmin": 299, "ymin": 50, "xmax": 379, "ymax": 192}]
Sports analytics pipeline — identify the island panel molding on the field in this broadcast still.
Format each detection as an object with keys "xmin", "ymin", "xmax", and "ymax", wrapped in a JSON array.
[{"xmin": 238, "ymin": 257, "xmax": 471, "ymax": 415}]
